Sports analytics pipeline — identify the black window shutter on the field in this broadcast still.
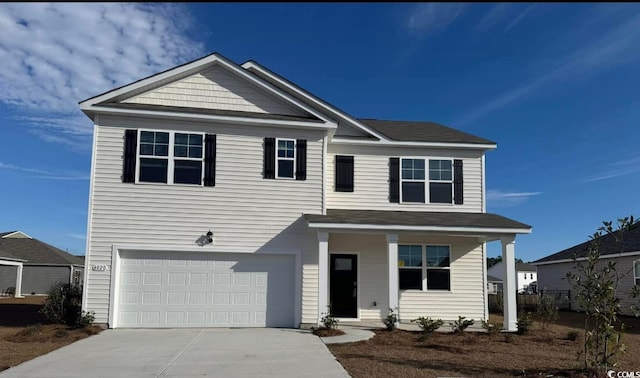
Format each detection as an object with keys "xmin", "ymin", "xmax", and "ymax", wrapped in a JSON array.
[
  {"xmin": 123, "ymin": 129, "xmax": 137, "ymax": 183},
  {"xmin": 454, "ymin": 159, "xmax": 464, "ymax": 204},
  {"xmin": 389, "ymin": 157, "xmax": 400, "ymax": 203},
  {"xmin": 204, "ymin": 134, "xmax": 216, "ymax": 187},
  {"xmin": 335, "ymin": 155, "xmax": 354, "ymax": 192},
  {"xmin": 263, "ymin": 137, "xmax": 275, "ymax": 179},
  {"xmin": 295, "ymin": 139, "xmax": 307, "ymax": 181}
]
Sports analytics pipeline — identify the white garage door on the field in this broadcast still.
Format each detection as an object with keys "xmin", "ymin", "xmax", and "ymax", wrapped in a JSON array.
[{"xmin": 117, "ymin": 251, "xmax": 295, "ymax": 328}]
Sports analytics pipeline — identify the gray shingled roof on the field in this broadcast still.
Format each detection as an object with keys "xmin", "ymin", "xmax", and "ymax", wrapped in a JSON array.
[
  {"xmin": 99, "ymin": 102, "xmax": 322, "ymax": 123},
  {"xmin": 357, "ymin": 119, "xmax": 496, "ymax": 145},
  {"xmin": 0, "ymin": 233, "xmax": 84, "ymax": 265},
  {"xmin": 533, "ymin": 224, "xmax": 640, "ymax": 263},
  {"xmin": 487, "ymin": 274, "xmax": 502, "ymax": 282},
  {"xmin": 517, "ymin": 262, "xmax": 536, "ymax": 271},
  {"xmin": 305, "ymin": 209, "xmax": 531, "ymax": 230}
]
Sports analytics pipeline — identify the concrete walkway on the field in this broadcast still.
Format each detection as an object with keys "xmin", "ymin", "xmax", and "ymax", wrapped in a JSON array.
[
  {"xmin": 321, "ymin": 328, "xmax": 375, "ymax": 345},
  {"xmin": 0, "ymin": 328, "xmax": 349, "ymax": 377}
]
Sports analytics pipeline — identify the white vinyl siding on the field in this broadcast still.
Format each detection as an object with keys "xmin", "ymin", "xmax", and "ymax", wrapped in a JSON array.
[
  {"xmin": 536, "ymin": 255, "xmax": 640, "ymax": 315},
  {"xmin": 123, "ymin": 65, "xmax": 307, "ymax": 117},
  {"xmin": 326, "ymin": 145, "xmax": 484, "ymax": 212},
  {"xmin": 328, "ymin": 233, "xmax": 484, "ymax": 322},
  {"xmin": 399, "ymin": 241, "xmax": 484, "ymax": 321},
  {"xmin": 84, "ymin": 115, "xmax": 323, "ymax": 325}
]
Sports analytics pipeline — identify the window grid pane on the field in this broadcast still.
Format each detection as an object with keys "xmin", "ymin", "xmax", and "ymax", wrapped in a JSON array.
[
  {"xmin": 278, "ymin": 140, "xmax": 295, "ymax": 158},
  {"xmin": 426, "ymin": 246, "xmax": 450, "ymax": 267},
  {"xmin": 399, "ymin": 245, "xmax": 422, "ymax": 267},
  {"xmin": 174, "ymin": 133, "xmax": 202, "ymax": 159},
  {"xmin": 401, "ymin": 159, "xmax": 425, "ymax": 180},
  {"xmin": 429, "ymin": 159, "xmax": 452, "ymax": 181},
  {"xmin": 140, "ymin": 131, "xmax": 169, "ymax": 157}
]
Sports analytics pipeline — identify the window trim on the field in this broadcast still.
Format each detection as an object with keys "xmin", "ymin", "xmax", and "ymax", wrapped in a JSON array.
[
  {"xmin": 135, "ymin": 129, "xmax": 205, "ymax": 186},
  {"xmin": 399, "ymin": 157, "xmax": 455, "ymax": 205},
  {"xmin": 399, "ymin": 244, "xmax": 452, "ymax": 292},
  {"xmin": 275, "ymin": 137, "xmax": 296, "ymax": 180},
  {"xmin": 634, "ymin": 260, "xmax": 640, "ymax": 286}
]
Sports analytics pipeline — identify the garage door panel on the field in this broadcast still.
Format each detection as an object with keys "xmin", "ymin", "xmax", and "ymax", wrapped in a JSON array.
[{"xmin": 117, "ymin": 251, "xmax": 295, "ymax": 328}]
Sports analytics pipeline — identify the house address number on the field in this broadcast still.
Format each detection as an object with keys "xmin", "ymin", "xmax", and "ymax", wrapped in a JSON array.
[{"xmin": 91, "ymin": 265, "xmax": 110, "ymax": 271}]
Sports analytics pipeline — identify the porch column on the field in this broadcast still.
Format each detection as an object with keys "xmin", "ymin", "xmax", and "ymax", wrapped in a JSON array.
[
  {"xmin": 317, "ymin": 231, "xmax": 329, "ymax": 325},
  {"xmin": 387, "ymin": 234, "xmax": 399, "ymax": 319},
  {"xmin": 501, "ymin": 236, "xmax": 517, "ymax": 331},
  {"xmin": 15, "ymin": 263, "xmax": 23, "ymax": 298}
]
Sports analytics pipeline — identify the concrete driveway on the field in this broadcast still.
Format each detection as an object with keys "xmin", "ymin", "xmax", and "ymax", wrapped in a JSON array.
[{"xmin": 0, "ymin": 328, "xmax": 349, "ymax": 377}]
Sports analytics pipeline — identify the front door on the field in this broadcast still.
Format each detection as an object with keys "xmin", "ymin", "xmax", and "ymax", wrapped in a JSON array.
[{"xmin": 329, "ymin": 254, "xmax": 357, "ymax": 318}]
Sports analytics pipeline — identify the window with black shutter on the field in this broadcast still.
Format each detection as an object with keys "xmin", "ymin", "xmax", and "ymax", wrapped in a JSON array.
[
  {"xmin": 335, "ymin": 155, "xmax": 354, "ymax": 192},
  {"xmin": 389, "ymin": 157, "xmax": 399, "ymax": 202},
  {"xmin": 203, "ymin": 134, "xmax": 216, "ymax": 187},
  {"xmin": 265, "ymin": 138, "xmax": 307, "ymax": 180},
  {"xmin": 131, "ymin": 130, "xmax": 205, "ymax": 185},
  {"xmin": 392, "ymin": 158, "xmax": 463, "ymax": 204},
  {"xmin": 122, "ymin": 129, "xmax": 137, "ymax": 183}
]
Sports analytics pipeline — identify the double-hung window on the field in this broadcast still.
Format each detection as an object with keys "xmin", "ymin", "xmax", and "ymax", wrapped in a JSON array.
[
  {"xmin": 399, "ymin": 245, "xmax": 451, "ymax": 291},
  {"xmin": 138, "ymin": 130, "xmax": 204, "ymax": 185},
  {"xmin": 428, "ymin": 160, "xmax": 453, "ymax": 203},
  {"xmin": 276, "ymin": 138, "xmax": 295, "ymax": 179},
  {"xmin": 139, "ymin": 131, "xmax": 169, "ymax": 183},
  {"xmin": 401, "ymin": 159, "xmax": 425, "ymax": 203},
  {"xmin": 400, "ymin": 158, "xmax": 454, "ymax": 204},
  {"xmin": 635, "ymin": 260, "xmax": 640, "ymax": 286}
]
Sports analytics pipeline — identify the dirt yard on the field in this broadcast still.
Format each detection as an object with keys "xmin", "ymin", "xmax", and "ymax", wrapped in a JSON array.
[
  {"xmin": 0, "ymin": 296, "xmax": 102, "ymax": 372},
  {"xmin": 328, "ymin": 312, "xmax": 640, "ymax": 377}
]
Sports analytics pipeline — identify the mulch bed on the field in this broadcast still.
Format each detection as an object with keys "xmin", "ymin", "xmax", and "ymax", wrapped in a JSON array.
[
  {"xmin": 0, "ymin": 296, "xmax": 103, "ymax": 372},
  {"xmin": 328, "ymin": 312, "xmax": 640, "ymax": 378},
  {"xmin": 313, "ymin": 327, "xmax": 345, "ymax": 337}
]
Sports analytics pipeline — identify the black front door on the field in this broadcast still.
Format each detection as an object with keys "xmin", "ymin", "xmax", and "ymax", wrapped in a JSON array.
[{"xmin": 330, "ymin": 254, "xmax": 357, "ymax": 318}]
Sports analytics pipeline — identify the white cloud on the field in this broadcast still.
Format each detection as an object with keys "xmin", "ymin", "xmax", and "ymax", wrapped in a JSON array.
[
  {"xmin": 67, "ymin": 233, "xmax": 86, "ymax": 240},
  {"xmin": 0, "ymin": 161, "xmax": 88, "ymax": 180},
  {"xmin": 487, "ymin": 190, "xmax": 542, "ymax": 207},
  {"xmin": 504, "ymin": 4, "xmax": 536, "ymax": 33},
  {"xmin": 475, "ymin": 4, "xmax": 511, "ymax": 31},
  {"xmin": 0, "ymin": 3, "xmax": 205, "ymax": 151},
  {"xmin": 457, "ymin": 11, "xmax": 640, "ymax": 126},
  {"xmin": 0, "ymin": 161, "xmax": 51, "ymax": 175},
  {"xmin": 405, "ymin": 3, "xmax": 467, "ymax": 37},
  {"xmin": 584, "ymin": 156, "xmax": 640, "ymax": 182}
]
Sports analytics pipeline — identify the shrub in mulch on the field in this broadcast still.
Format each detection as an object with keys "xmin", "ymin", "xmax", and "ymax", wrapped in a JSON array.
[
  {"xmin": 313, "ymin": 327, "xmax": 345, "ymax": 337},
  {"xmin": 5, "ymin": 324, "xmax": 103, "ymax": 343}
]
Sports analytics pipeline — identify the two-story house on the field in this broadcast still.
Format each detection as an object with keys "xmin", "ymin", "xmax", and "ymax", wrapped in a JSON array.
[{"xmin": 79, "ymin": 53, "xmax": 531, "ymax": 331}]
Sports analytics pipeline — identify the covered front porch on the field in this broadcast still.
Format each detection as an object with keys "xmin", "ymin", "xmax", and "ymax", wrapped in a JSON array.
[{"xmin": 305, "ymin": 209, "xmax": 532, "ymax": 332}]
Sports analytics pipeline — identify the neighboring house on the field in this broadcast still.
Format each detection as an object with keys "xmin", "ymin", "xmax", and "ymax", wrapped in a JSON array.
[
  {"xmin": 79, "ymin": 52, "xmax": 531, "ymax": 331},
  {"xmin": 487, "ymin": 274, "xmax": 502, "ymax": 294},
  {"xmin": 487, "ymin": 262, "xmax": 537, "ymax": 294},
  {"xmin": 533, "ymin": 225, "xmax": 640, "ymax": 315},
  {"xmin": 0, "ymin": 231, "xmax": 85, "ymax": 296}
]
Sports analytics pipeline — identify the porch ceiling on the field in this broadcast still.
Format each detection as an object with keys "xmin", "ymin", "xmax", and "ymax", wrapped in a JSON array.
[{"xmin": 305, "ymin": 209, "xmax": 531, "ymax": 238}]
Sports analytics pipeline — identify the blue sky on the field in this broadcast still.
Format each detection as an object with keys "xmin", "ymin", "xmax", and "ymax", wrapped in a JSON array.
[{"xmin": 1, "ymin": 3, "xmax": 639, "ymax": 262}]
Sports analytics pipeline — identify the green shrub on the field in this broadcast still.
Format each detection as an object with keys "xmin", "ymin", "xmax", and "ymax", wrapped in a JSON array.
[
  {"xmin": 536, "ymin": 294, "xmax": 558, "ymax": 329},
  {"xmin": 503, "ymin": 333, "xmax": 514, "ymax": 343},
  {"xmin": 481, "ymin": 319, "xmax": 503, "ymax": 335},
  {"xmin": 516, "ymin": 312, "xmax": 533, "ymax": 335},
  {"xmin": 77, "ymin": 311, "xmax": 96, "ymax": 328},
  {"xmin": 17, "ymin": 324, "xmax": 43, "ymax": 337},
  {"xmin": 412, "ymin": 317, "xmax": 444, "ymax": 335},
  {"xmin": 450, "ymin": 316, "xmax": 474, "ymax": 334},
  {"xmin": 320, "ymin": 304, "xmax": 339, "ymax": 330},
  {"xmin": 566, "ymin": 331, "xmax": 579, "ymax": 341},
  {"xmin": 40, "ymin": 284, "xmax": 92, "ymax": 328},
  {"xmin": 383, "ymin": 308, "xmax": 399, "ymax": 331}
]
